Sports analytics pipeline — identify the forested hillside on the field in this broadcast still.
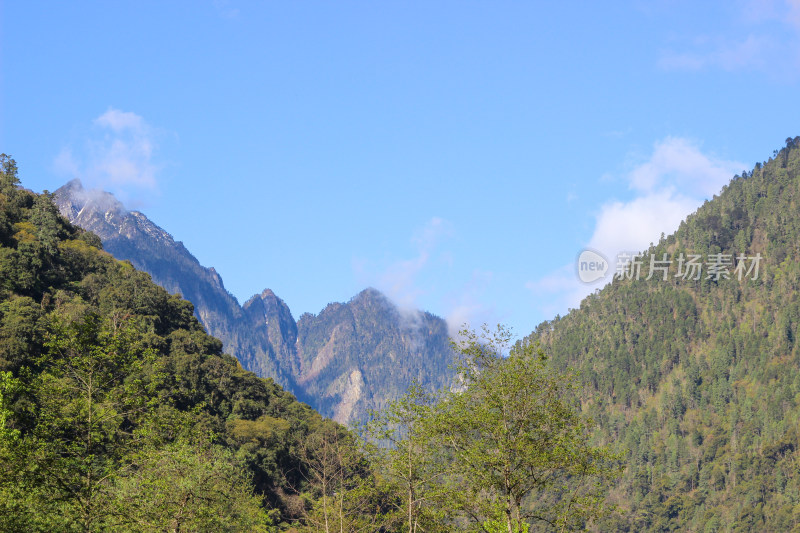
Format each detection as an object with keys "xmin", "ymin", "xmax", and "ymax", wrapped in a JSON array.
[
  {"xmin": 54, "ymin": 179, "xmax": 295, "ymax": 386},
  {"xmin": 0, "ymin": 156, "xmax": 359, "ymax": 531},
  {"xmin": 524, "ymin": 138, "xmax": 800, "ymax": 531}
]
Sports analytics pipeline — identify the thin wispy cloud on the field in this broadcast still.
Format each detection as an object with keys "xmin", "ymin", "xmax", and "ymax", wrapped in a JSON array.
[
  {"xmin": 627, "ymin": 136, "xmax": 744, "ymax": 198},
  {"xmin": 354, "ymin": 217, "xmax": 453, "ymax": 311},
  {"xmin": 525, "ymin": 264, "xmax": 583, "ymax": 319},
  {"xmin": 54, "ymin": 108, "xmax": 162, "ymax": 203},
  {"xmin": 526, "ymin": 137, "xmax": 745, "ymax": 317},
  {"xmin": 443, "ymin": 269, "xmax": 495, "ymax": 336},
  {"xmin": 659, "ymin": 34, "xmax": 777, "ymax": 73},
  {"xmin": 213, "ymin": 0, "xmax": 240, "ymax": 19},
  {"xmin": 94, "ymin": 108, "xmax": 147, "ymax": 133},
  {"xmin": 741, "ymin": 0, "xmax": 800, "ymax": 28},
  {"xmin": 353, "ymin": 218, "xmax": 496, "ymax": 333},
  {"xmin": 659, "ymin": 0, "xmax": 800, "ymax": 77}
]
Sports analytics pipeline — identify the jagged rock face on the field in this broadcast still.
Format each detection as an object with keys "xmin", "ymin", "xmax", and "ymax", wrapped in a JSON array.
[
  {"xmin": 237, "ymin": 289, "xmax": 301, "ymax": 393},
  {"xmin": 55, "ymin": 180, "xmax": 248, "ymax": 371},
  {"xmin": 297, "ymin": 289, "xmax": 452, "ymax": 422},
  {"xmin": 55, "ymin": 181, "xmax": 454, "ymax": 424},
  {"xmin": 297, "ymin": 289, "xmax": 452, "ymax": 421}
]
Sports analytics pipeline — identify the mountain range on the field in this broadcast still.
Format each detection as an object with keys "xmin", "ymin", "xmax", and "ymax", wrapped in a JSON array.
[
  {"xmin": 55, "ymin": 180, "xmax": 453, "ymax": 424},
  {"xmin": 55, "ymin": 136, "xmax": 800, "ymax": 529}
]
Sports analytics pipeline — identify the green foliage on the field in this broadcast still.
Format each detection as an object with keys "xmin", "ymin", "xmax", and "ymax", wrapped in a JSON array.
[
  {"xmin": 292, "ymin": 422, "xmax": 393, "ymax": 532},
  {"xmin": 361, "ymin": 325, "xmax": 621, "ymax": 532},
  {"xmin": 106, "ymin": 437, "xmax": 272, "ymax": 532},
  {"xmin": 365, "ymin": 381, "xmax": 452, "ymax": 531},
  {"xmin": 482, "ymin": 518, "xmax": 529, "ymax": 533},
  {"xmin": 12, "ymin": 313, "xmax": 160, "ymax": 530},
  {"xmin": 524, "ymin": 137, "xmax": 800, "ymax": 531},
  {"xmin": 0, "ymin": 371, "xmax": 18, "ymax": 442},
  {"xmin": 437, "ymin": 325, "xmax": 619, "ymax": 531},
  {"xmin": 0, "ymin": 154, "xmax": 20, "ymax": 194},
  {"xmin": 0, "ymin": 156, "xmax": 345, "ymax": 531}
]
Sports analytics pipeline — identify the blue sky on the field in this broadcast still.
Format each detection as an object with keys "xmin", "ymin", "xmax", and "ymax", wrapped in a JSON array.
[{"xmin": 2, "ymin": 1, "xmax": 800, "ymax": 337}]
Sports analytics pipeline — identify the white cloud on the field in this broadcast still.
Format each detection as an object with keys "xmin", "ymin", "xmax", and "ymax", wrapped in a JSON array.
[
  {"xmin": 375, "ymin": 254, "xmax": 428, "ymax": 310},
  {"xmin": 659, "ymin": 34, "xmax": 775, "ymax": 73},
  {"xmin": 412, "ymin": 216, "xmax": 452, "ymax": 252},
  {"xmin": 55, "ymin": 108, "xmax": 161, "ymax": 195},
  {"xmin": 628, "ymin": 137, "xmax": 743, "ymax": 196},
  {"xmin": 526, "ymin": 137, "xmax": 745, "ymax": 318},
  {"xmin": 589, "ymin": 138, "xmax": 744, "ymax": 260},
  {"xmin": 94, "ymin": 108, "xmax": 146, "ymax": 133},
  {"xmin": 589, "ymin": 190, "xmax": 698, "ymax": 255}
]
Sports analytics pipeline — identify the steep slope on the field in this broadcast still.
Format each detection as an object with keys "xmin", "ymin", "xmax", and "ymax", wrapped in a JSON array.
[
  {"xmin": 55, "ymin": 181, "xmax": 454, "ymax": 424},
  {"xmin": 0, "ymin": 157, "xmax": 346, "ymax": 528},
  {"xmin": 55, "ymin": 180, "xmax": 242, "ymax": 348},
  {"xmin": 237, "ymin": 288, "xmax": 302, "ymax": 394},
  {"xmin": 54, "ymin": 180, "xmax": 298, "ymax": 389},
  {"xmin": 523, "ymin": 137, "xmax": 800, "ymax": 531}
]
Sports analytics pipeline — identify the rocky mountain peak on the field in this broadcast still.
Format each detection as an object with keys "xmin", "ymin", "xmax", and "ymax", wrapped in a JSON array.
[
  {"xmin": 55, "ymin": 181, "xmax": 455, "ymax": 424},
  {"xmin": 56, "ymin": 179, "xmax": 125, "ymax": 223}
]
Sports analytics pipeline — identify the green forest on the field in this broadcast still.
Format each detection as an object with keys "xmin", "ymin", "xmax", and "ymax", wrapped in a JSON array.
[
  {"xmin": 0, "ymin": 154, "xmax": 344, "ymax": 530},
  {"xmin": 526, "ymin": 137, "xmax": 800, "ymax": 531},
  {"xmin": 3, "ymin": 136, "xmax": 800, "ymax": 532},
  {"xmin": 0, "ymin": 155, "xmax": 618, "ymax": 531}
]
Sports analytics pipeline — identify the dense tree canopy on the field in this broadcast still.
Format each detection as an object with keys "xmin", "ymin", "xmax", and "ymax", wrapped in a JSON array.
[
  {"xmin": 361, "ymin": 325, "xmax": 620, "ymax": 532},
  {"xmin": 0, "ymin": 155, "xmax": 358, "ymax": 531},
  {"xmin": 525, "ymin": 138, "xmax": 800, "ymax": 531}
]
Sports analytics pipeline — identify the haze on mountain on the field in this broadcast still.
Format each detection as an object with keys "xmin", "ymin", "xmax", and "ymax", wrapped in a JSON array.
[{"xmin": 55, "ymin": 178, "xmax": 454, "ymax": 424}]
